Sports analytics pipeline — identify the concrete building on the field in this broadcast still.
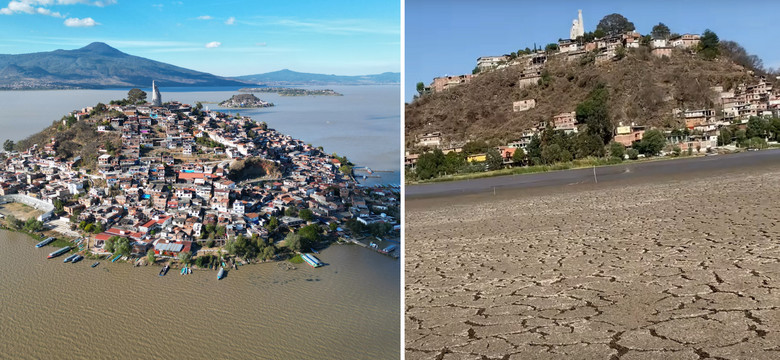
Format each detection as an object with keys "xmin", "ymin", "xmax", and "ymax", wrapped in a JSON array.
[{"xmin": 513, "ymin": 99, "xmax": 536, "ymax": 112}]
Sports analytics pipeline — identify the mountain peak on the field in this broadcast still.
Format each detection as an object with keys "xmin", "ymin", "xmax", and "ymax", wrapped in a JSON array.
[{"xmin": 78, "ymin": 42, "xmax": 124, "ymax": 55}]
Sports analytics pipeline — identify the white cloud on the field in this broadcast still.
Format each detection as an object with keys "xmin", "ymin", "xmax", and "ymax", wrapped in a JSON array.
[
  {"xmin": 64, "ymin": 17, "xmax": 98, "ymax": 27},
  {"xmin": 205, "ymin": 41, "xmax": 221, "ymax": 48},
  {"xmin": 225, "ymin": 16, "xmax": 235, "ymax": 25},
  {"xmin": 36, "ymin": 6, "xmax": 61, "ymax": 17},
  {"xmin": 0, "ymin": 0, "xmax": 115, "ymax": 16},
  {"xmin": 196, "ymin": 15, "xmax": 211, "ymax": 20},
  {"xmin": 255, "ymin": 42, "xmax": 267, "ymax": 47}
]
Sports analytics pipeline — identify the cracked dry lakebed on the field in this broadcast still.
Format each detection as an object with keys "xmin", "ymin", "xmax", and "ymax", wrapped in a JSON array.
[{"xmin": 406, "ymin": 158, "xmax": 780, "ymax": 360}]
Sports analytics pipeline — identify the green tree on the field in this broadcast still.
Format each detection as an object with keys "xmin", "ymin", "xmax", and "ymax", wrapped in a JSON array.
[
  {"xmin": 596, "ymin": 13, "xmax": 635, "ymax": 35},
  {"xmin": 638, "ymin": 129, "xmax": 666, "ymax": 156},
  {"xmin": 472, "ymin": 66, "xmax": 481, "ymax": 75},
  {"xmin": 146, "ymin": 249, "xmax": 155, "ymax": 265},
  {"xmin": 511, "ymin": 148, "xmax": 526, "ymax": 164},
  {"xmin": 574, "ymin": 133, "xmax": 605, "ymax": 158},
  {"xmin": 485, "ymin": 148, "xmax": 503, "ymax": 171},
  {"xmin": 127, "ymin": 88, "xmax": 147, "ymax": 104},
  {"xmin": 541, "ymin": 144, "xmax": 571, "ymax": 164},
  {"xmin": 698, "ymin": 29, "xmax": 720, "ymax": 60},
  {"xmin": 115, "ymin": 237, "xmax": 131, "ymax": 256},
  {"xmin": 284, "ymin": 232, "xmax": 302, "ymax": 252},
  {"xmin": 266, "ymin": 216, "xmax": 279, "ymax": 231},
  {"xmin": 328, "ymin": 222, "xmax": 338, "ymax": 231},
  {"xmin": 284, "ymin": 207, "xmax": 298, "ymax": 217},
  {"xmin": 416, "ymin": 82, "xmax": 425, "ymax": 95},
  {"xmin": 527, "ymin": 135, "xmax": 542, "ymax": 165},
  {"xmin": 576, "ymin": 84, "xmax": 613, "ymax": 145},
  {"xmin": 770, "ymin": 118, "xmax": 780, "ymax": 141},
  {"xmin": 299, "ymin": 209, "xmax": 314, "ymax": 222},
  {"xmin": 23, "ymin": 218, "xmax": 43, "ymax": 232},
  {"xmin": 262, "ymin": 246, "xmax": 276, "ymax": 260},
  {"xmin": 104, "ymin": 236, "xmax": 117, "ymax": 253},
  {"xmin": 299, "ymin": 224, "xmax": 321, "ymax": 245},
  {"xmin": 614, "ymin": 45, "xmax": 627, "ymax": 60},
  {"xmin": 608, "ymin": 141, "xmax": 625, "ymax": 160},
  {"xmin": 441, "ymin": 151, "xmax": 465, "ymax": 175},
  {"xmin": 415, "ymin": 149, "xmax": 445, "ymax": 180},
  {"xmin": 718, "ymin": 127, "xmax": 733, "ymax": 146},
  {"xmin": 671, "ymin": 145, "xmax": 682, "ymax": 157},
  {"xmin": 627, "ymin": 148, "xmax": 639, "ymax": 160},
  {"xmin": 462, "ymin": 140, "xmax": 490, "ymax": 155},
  {"xmin": 178, "ymin": 251, "xmax": 192, "ymax": 265},
  {"xmin": 734, "ymin": 129, "xmax": 747, "ymax": 147},
  {"xmin": 651, "ymin": 22, "xmax": 671, "ymax": 39},
  {"xmin": 748, "ymin": 137, "xmax": 767, "ymax": 149},
  {"xmin": 545, "ymin": 43, "xmax": 559, "ymax": 53},
  {"xmin": 3, "ymin": 139, "xmax": 14, "ymax": 152},
  {"xmin": 746, "ymin": 117, "xmax": 768, "ymax": 139}
]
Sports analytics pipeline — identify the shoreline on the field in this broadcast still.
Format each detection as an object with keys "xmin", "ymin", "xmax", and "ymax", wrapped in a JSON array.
[{"xmin": 407, "ymin": 148, "xmax": 780, "ymax": 199}]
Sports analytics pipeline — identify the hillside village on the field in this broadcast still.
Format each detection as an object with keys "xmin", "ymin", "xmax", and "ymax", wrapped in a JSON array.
[
  {"xmin": 0, "ymin": 85, "xmax": 399, "ymax": 262},
  {"xmin": 406, "ymin": 11, "xmax": 780, "ymax": 180}
]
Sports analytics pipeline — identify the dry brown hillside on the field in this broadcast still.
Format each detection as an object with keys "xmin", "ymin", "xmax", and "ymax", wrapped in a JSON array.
[
  {"xmin": 17, "ymin": 118, "xmax": 121, "ymax": 170},
  {"xmin": 406, "ymin": 47, "xmax": 758, "ymax": 148}
]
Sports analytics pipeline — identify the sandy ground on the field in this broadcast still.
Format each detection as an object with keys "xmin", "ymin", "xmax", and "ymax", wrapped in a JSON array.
[
  {"xmin": 0, "ymin": 202, "xmax": 44, "ymax": 221},
  {"xmin": 406, "ymin": 165, "xmax": 780, "ymax": 359}
]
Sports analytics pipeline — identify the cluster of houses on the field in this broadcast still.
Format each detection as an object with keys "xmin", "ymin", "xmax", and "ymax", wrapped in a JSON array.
[
  {"xmin": 1, "ymin": 94, "xmax": 399, "ymax": 258},
  {"xmin": 407, "ymin": 74, "xmax": 780, "ymax": 167},
  {"xmin": 409, "ymin": 11, "xmax": 780, "ymax": 168}
]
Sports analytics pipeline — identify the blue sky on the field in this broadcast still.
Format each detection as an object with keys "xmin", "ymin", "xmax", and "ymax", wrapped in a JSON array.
[
  {"xmin": 406, "ymin": 0, "xmax": 780, "ymax": 101},
  {"xmin": 0, "ymin": 0, "xmax": 400, "ymax": 76}
]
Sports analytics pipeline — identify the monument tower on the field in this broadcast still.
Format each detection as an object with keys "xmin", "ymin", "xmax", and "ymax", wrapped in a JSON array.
[
  {"xmin": 569, "ymin": 9, "xmax": 584, "ymax": 40},
  {"xmin": 151, "ymin": 80, "xmax": 162, "ymax": 107}
]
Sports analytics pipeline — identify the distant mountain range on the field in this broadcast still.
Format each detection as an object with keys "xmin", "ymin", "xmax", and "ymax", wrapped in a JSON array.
[
  {"xmin": 0, "ymin": 42, "xmax": 248, "ymax": 89},
  {"xmin": 236, "ymin": 69, "xmax": 400, "ymax": 85},
  {"xmin": 0, "ymin": 43, "xmax": 399, "ymax": 90}
]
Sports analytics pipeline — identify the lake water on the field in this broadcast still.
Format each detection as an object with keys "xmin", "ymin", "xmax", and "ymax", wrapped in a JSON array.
[
  {"xmin": 0, "ymin": 85, "xmax": 400, "ymax": 185},
  {"xmin": 0, "ymin": 230, "xmax": 400, "ymax": 359}
]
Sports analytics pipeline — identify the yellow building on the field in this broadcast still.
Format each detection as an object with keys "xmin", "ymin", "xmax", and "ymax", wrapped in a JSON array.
[{"xmin": 467, "ymin": 154, "xmax": 486, "ymax": 162}]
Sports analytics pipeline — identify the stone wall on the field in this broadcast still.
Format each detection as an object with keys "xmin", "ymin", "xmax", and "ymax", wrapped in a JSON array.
[{"xmin": 0, "ymin": 194, "xmax": 55, "ymax": 222}]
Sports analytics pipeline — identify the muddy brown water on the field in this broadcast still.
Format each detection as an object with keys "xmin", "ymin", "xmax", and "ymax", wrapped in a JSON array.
[{"xmin": 0, "ymin": 231, "xmax": 399, "ymax": 359}]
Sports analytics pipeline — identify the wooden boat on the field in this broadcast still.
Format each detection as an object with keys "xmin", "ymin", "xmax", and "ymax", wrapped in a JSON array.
[
  {"xmin": 63, "ymin": 254, "xmax": 78, "ymax": 263},
  {"xmin": 91, "ymin": 262, "xmax": 100, "ymax": 268},
  {"xmin": 217, "ymin": 267, "xmax": 225, "ymax": 280},
  {"xmin": 111, "ymin": 254, "xmax": 122, "ymax": 262},
  {"xmin": 36, "ymin": 237, "xmax": 55, "ymax": 248},
  {"xmin": 300, "ymin": 253, "xmax": 324, "ymax": 268},
  {"xmin": 159, "ymin": 265, "xmax": 170, "ymax": 276},
  {"xmin": 71, "ymin": 255, "xmax": 83, "ymax": 263}
]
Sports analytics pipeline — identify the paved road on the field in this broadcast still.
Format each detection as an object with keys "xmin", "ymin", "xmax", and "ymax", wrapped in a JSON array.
[{"xmin": 407, "ymin": 150, "xmax": 780, "ymax": 199}]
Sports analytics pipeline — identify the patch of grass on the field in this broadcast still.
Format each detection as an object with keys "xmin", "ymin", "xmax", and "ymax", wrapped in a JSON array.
[
  {"xmin": 288, "ymin": 254, "xmax": 304, "ymax": 264},
  {"xmin": 49, "ymin": 238, "xmax": 73, "ymax": 248},
  {"xmin": 411, "ymin": 157, "xmax": 625, "ymax": 184}
]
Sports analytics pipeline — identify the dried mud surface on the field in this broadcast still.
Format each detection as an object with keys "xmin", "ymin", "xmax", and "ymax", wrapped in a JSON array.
[{"xmin": 406, "ymin": 168, "xmax": 780, "ymax": 359}]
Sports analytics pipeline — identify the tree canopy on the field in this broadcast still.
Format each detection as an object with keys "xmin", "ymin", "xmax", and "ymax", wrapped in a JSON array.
[
  {"xmin": 698, "ymin": 29, "xmax": 720, "ymax": 60},
  {"xmin": 651, "ymin": 23, "xmax": 671, "ymax": 39},
  {"xmin": 127, "ymin": 88, "xmax": 147, "ymax": 104},
  {"xmin": 596, "ymin": 13, "xmax": 635, "ymax": 35},
  {"xmin": 576, "ymin": 84, "xmax": 612, "ymax": 145}
]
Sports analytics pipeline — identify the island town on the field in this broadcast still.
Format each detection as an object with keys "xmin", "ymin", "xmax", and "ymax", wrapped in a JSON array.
[
  {"xmin": 0, "ymin": 82, "xmax": 399, "ymax": 276},
  {"xmin": 406, "ymin": 10, "xmax": 780, "ymax": 181}
]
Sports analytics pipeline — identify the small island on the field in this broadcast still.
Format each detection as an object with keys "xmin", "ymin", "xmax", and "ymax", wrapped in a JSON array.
[
  {"xmin": 239, "ymin": 87, "xmax": 343, "ymax": 97},
  {"xmin": 0, "ymin": 83, "xmax": 400, "ymax": 277},
  {"xmin": 218, "ymin": 94, "xmax": 274, "ymax": 108}
]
